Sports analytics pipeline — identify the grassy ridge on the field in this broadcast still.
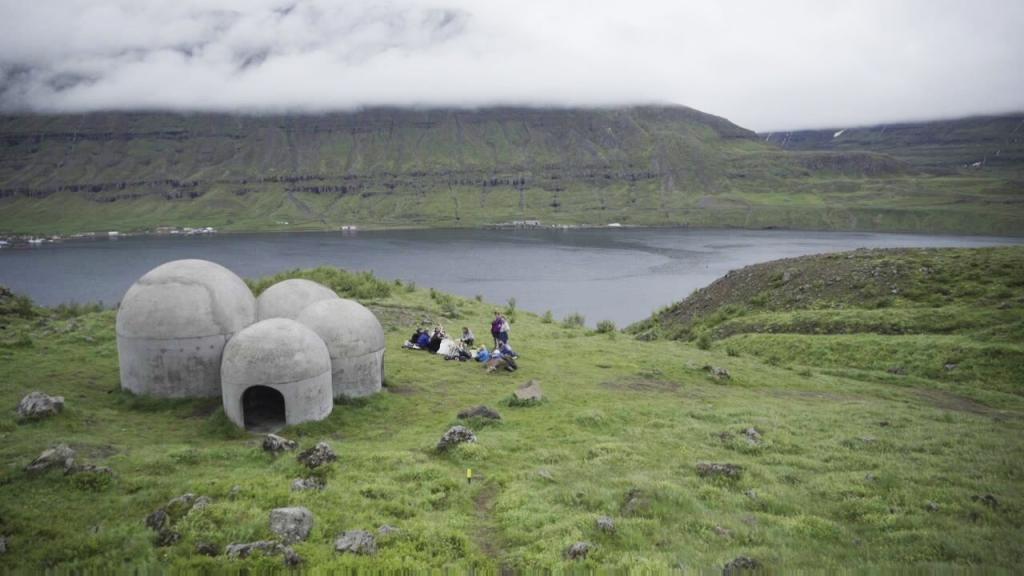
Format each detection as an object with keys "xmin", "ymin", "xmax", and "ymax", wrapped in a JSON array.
[
  {"xmin": 1, "ymin": 254, "xmax": 1023, "ymax": 570},
  {"xmin": 1, "ymin": 107, "xmax": 1021, "ymax": 235}
]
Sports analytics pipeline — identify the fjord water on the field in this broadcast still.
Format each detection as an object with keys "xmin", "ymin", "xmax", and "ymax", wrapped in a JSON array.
[{"xmin": 1, "ymin": 228, "xmax": 1020, "ymax": 326}]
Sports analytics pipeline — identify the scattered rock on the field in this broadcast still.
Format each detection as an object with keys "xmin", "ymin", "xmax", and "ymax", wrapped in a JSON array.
[
  {"xmin": 263, "ymin": 433, "xmax": 297, "ymax": 454},
  {"xmin": 972, "ymin": 494, "xmax": 998, "ymax": 509},
  {"xmin": 378, "ymin": 524, "xmax": 400, "ymax": 536},
  {"xmin": 457, "ymin": 405, "xmax": 502, "ymax": 420},
  {"xmin": 704, "ymin": 366, "xmax": 731, "ymax": 380},
  {"xmin": 291, "ymin": 477, "xmax": 325, "ymax": 492},
  {"xmin": 865, "ymin": 473, "xmax": 877, "ymax": 482},
  {"xmin": 334, "ymin": 530, "xmax": 377, "ymax": 555},
  {"xmin": 191, "ymin": 496, "xmax": 212, "ymax": 512},
  {"xmin": 16, "ymin": 391, "xmax": 65, "ymax": 421},
  {"xmin": 144, "ymin": 509, "xmax": 169, "ymax": 532},
  {"xmin": 696, "ymin": 462, "xmax": 742, "ymax": 479},
  {"xmin": 66, "ymin": 463, "xmax": 113, "ymax": 476},
  {"xmin": 25, "ymin": 444, "xmax": 76, "ymax": 474},
  {"xmin": 166, "ymin": 493, "xmax": 198, "ymax": 519},
  {"xmin": 282, "ymin": 547, "xmax": 303, "ymax": 567},
  {"xmin": 297, "ymin": 442, "xmax": 337, "ymax": 469},
  {"xmin": 195, "ymin": 541, "xmax": 219, "ymax": 556},
  {"xmin": 944, "ymin": 363, "xmax": 958, "ymax": 371},
  {"xmin": 565, "ymin": 541, "xmax": 590, "ymax": 560},
  {"xmin": 925, "ymin": 501, "xmax": 940, "ymax": 512},
  {"xmin": 269, "ymin": 507, "xmax": 314, "ymax": 544},
  {"xmin": 744, "ymin": 489, "xmax": 758, "ymax": 499},
  {"xmin": 886, "ymin": 366, "xmax": 906, "ymax": 375},
  {"xmin": 0, "ymin": 535, "xmax": 7, "ymax": 555},
  {"xmin": 155, "ymin": 529, "xmax": 181, "ymax": 547},
  {"xmin": 742, "ymin": 427, "xmax": 761, "ymax": 445},
  {"xmin": 514, "ymin": 380, "xmax": 544, "ymax": 402},
  {"xmin": 714, "ymin": 525, "xmax": 732, "ymax": 538},
  {"xmin": 228, "ymin": 485, "xmax": 242, "ymax": 498},
  {"xmin": 536, "ymin": 468, "xmax": 555, "ymax": 482},
  {"xmin": 878, "ymin": 421, "xmax": 891, "ymax": 427},
  {"xmin": 436, "ymin": 425, "xmax": 477, "ymax": 452},
  {"xmin": 226, "ymin": 540, "xmax": 283, "ymax": 559},
  {"xmin": 621, "ymin": 488, "xmax": 647, "ymax": 516},
  {"xmin": 723, "ymin": 555, "xmax": 761, "ymax": 575},
  {"xmin": 596, "ymin": 516, "xmax": 615, "ymax": 533}
]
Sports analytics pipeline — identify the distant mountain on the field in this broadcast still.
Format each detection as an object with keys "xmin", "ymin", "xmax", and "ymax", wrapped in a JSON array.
[
  {"xmin": 760, "ymin": 114, "xmax": 1024, "ymax": 174},
  {"xmin": 0, "ymin": 106, "xmax": 1021, "ymax": 235}
]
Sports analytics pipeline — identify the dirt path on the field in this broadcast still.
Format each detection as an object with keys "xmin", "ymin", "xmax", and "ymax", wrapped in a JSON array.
[{"xmin": 471, "ymin": 481, "xmax": 512, "ymax": 571}]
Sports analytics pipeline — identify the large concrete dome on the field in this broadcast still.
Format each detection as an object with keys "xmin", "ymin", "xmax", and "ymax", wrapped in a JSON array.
[
  {"xmin": 257, "ymin": 278, "xmax": 338, "ymax": 321},
  {"xmin": 116, "ymin": 259, "xmax": 256, "ymax": 398},
  {"xmin": 296, "ymin": 298, "xmax": 385, "ymax": 399},
  {"xmin": 221, "ymin": 318, "xmax": 333, "ymax": 430}
]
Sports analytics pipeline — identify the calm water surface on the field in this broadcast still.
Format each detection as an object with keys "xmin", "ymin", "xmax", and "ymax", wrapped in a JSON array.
[{"xmin": 0, "ymin": 228, "xmax": 1020, "ymax": 326}]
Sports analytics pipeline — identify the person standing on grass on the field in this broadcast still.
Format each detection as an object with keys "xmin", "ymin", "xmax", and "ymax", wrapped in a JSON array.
[{"xmin": 491, "ymin": 310, "xmax": 504, "ymax": 347}]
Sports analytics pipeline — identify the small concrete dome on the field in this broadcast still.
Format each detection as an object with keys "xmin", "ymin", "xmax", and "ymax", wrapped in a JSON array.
[
  {"xmin": 257, "ymin": 278, "xmax": 338, "ymax": 320},
  {"xmin": 221, "ymin": 318, "xmax": 334, "ymax": 430},
  {"xmin": 296, "ymin": 298, "xmax": 385, "ymax": 399},
  {"xmin": 116, "ymin": 259, "xmax": 256, "ymax": 398}
]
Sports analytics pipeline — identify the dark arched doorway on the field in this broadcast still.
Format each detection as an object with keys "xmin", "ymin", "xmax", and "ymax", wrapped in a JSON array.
[{"xmin": 243, "ymin": 386, "xmax": 286, "ymax": 431}]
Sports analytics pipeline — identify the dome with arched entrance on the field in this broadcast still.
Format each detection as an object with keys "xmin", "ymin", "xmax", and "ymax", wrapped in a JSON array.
[{"xmin": 220, "ymin": 318, "xmax": 333, "ymax": 431}]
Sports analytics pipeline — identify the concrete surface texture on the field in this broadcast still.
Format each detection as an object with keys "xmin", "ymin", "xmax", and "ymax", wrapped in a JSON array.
[
  {"xmin": 221, "ymin": 318, "xmax": 333, "ymax": 429},
  {"xmin": 116, "ymin": 259, "xmax": 256, "ymax": 398},
  {"xmin": 256, "ymin": 278, "xmax": 338, "ymax": 321},
  {"xmin": 296, "ymin": 298, "xmax": 385, "ymax": 398}
]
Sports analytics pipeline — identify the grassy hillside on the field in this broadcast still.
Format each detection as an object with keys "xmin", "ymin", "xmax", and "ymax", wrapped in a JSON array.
[
  {"xmin": 630, "ymin": 247, "xmax": 1024, "ymax": 398},
  {"xmin": 761, "ymin": 114, "xmax": 1024, "ymax": 175},
  {"xmin": 1, "ymin": 255, "xmax": 1023, "ymax": 571},
  {"xmin": 1, "ymin": 107, "xmax": 1021, "ymax": 236}
]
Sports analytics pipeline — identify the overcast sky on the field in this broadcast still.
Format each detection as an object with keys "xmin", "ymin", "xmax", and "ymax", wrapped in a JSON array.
[{"xmin": 0, "ymin": 0, "xmax": 1021, "ymax": 130}]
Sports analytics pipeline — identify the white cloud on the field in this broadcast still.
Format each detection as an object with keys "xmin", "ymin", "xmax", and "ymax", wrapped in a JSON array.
[{"xmin": 0, "ymin": 0, "xmax": 1022, "ymax": 130}]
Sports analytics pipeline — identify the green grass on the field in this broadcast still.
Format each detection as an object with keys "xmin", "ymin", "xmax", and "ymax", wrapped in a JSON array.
[{"xmin": 1, "ymin": 259, "xmax": 1023, "ymax": 571}]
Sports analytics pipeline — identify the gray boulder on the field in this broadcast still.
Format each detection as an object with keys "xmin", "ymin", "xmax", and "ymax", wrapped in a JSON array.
[
  {"xmin": 378, "ymin": 524, "xmax": 400, "ymax": 535},
  {"xmin": 566, "ymin": 541, "xmax": 591, "ymax": 560},
  {"xmin": 263, "ymin": 433, "xmax": 297, "ymax": 454},
  {"xmin": 704, "ymin": 366, "xmax": 731, "ymax": 380},
  {"xmin": 436, "ymin": 425, "xmax": 477, "ymax": 452},
  {"xmin": 25, "ymin": 444, "xmax": 76, "ymax": 474},
  {"xmin": 16, "ymin": 391, "xmax": 64, "ymax": 421},
  {"xmin": 696, "ymin": 462, "xmax": 743, "ymax": 479},
  {"xmin": 0, "ymin": 535, "xmax": 7, "ymax": 555},
  {"xmin": 291, "ymin": 477, "xmax": 326, "ymax": 492},
  {"xmin": 144, "ymin": 509, "xmax": 168, "ymax": 531},
  {"xmin": 723, "ymin": 555, "xmax": 761, "ymax": 574},
  {"xmin": 457, "ymin": 405, "xmax": 501, "ymax": 420},
  {"xmin": 335, "ymin": 530, "xmax": 377, "ymax": 555},
  {"xmin": 297, "ymin": 442, "xmax": 337, "ymax": 469},
  {"xmin": 226, "ymin": 540, "xmax": 283, "ymax": 558},
  {"xmin": 596, "ymin": 516, "xmax": 615, "ymax": 533},
  {"xmin": 743, "ymin": 427, "xmax": 762, "ymax": 445},
  {"xmin": 514, "ymin": 380, "xmax": 543, "ymax": 402},
  {"xmin": 270, "ymin": 507, "xmax": 314, "ymax": 543}
]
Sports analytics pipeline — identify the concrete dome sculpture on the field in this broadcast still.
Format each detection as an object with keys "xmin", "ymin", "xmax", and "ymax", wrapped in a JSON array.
[
  {"xmin": 257, "ymin": 278, "xmax": 338, "ymax": 320},
  {"xmin": 296, "ymin": 299, "xmax": 385, "ymax": 399},
  {"xmin": 221, "ymin": 318, "xmax": 334, "ymax": 430},
  {"xmin": 116, "ymin": 259, "xmax": 256, "ymax": 398}
]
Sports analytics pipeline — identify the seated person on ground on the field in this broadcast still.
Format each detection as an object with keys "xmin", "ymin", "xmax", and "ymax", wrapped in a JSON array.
[
  {"xmin": 496, "ymin": 340, "xmax": 518, "ymax": 359},
  {"xmin": 403, "ymin": 328, "xmax": 427, "ymax": 349},
  {"xmin": 461, "ymin": 326, "xmax": 475, "ymax": 347},
  {"xmin": 427, "ymin": 327, "xmax": 445, "ymax": 353},
  {"xmin": 475, "ymin": 345, "xmax": 490, "ymax": 362},
  {"xmin": 415, "ymin": 329, "xmax": 431, "ymax": 349}
]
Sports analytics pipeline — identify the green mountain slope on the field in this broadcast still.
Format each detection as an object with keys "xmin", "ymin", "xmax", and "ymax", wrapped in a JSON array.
[
  {"xmin": 1, "ymin": 107, "xmax": 1021, "ymax": 235},
  {"xmin": 760, "ymin": 114, "xmax": 1024, "ymax": 174},
  {"xmin": 630, "ymin": 246, "xmax": 1024, "ymax": 397}
]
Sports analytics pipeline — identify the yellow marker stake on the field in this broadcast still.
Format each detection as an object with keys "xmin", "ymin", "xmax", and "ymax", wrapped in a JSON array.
[{"xmin": 467, "ymin": 468, "xmax": 473, "ymax": 484}]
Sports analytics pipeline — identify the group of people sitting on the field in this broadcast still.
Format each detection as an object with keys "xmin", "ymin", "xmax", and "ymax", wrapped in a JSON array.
[{"xmin": 402, "ymin": 311, "xmax": 519, "ymax": 372}]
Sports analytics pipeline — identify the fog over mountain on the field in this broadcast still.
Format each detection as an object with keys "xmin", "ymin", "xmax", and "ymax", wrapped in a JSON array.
[{"xmin": 1, "ymin": 0, "xmax": 1022, "ymax": 130}]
